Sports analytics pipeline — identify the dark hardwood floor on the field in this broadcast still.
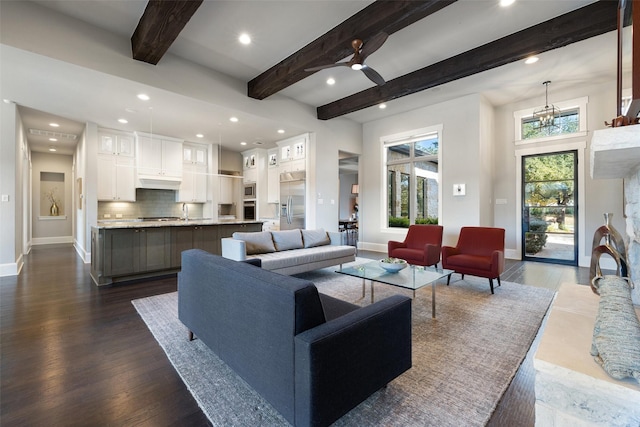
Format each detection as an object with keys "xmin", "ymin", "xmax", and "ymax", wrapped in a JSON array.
[{"xmin": 1, "ymin": 245, "xmax": 591, "ymax": 426}]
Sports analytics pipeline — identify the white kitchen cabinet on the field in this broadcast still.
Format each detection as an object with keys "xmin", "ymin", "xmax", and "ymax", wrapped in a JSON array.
[
  {"xmin": 278, "ymin": 135, "xmax": 306, "ymax": 164},
  {"xmin": 98, "ymin": 130, "xmax": 134, "ymax": 157},
  {"xmin": 280, "ymin": 158, "xmax": 305, "ymax": 173},
  {"xmin": 177, "ymin": 164, "xmax": 207, "ymax": 203},
  {"xmin": 219, "ymin": 176, "xmax": 235, "ymax": 204},
  {"xmin": 183, "ymin": 143, "xmax": 207, "ymax": 166},
  {"xmin": 243, "ymin": 149, "xmax": 257, "ymax": 170},
  {"xmin": 136, "ymin": 134, "xmax": 183, "ymax": 185},
  {"xmin": 267, "ymin": 166, "xmax": 279, "ymax": 203},
  {"xmin": 97, "ymin": 154, "xmax": 136, "ymax": 201},
  {"xmin": 243, "ymin": 167, "xmax": 257, "ymax": 183},
  {"xmin": 267, "ymin": 149, "xmax": 278, "ymax": 168}
]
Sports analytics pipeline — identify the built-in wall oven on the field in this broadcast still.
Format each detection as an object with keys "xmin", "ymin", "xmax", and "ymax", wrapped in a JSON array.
[{"xmin": 243, "ymin": 200, "xmax": 256, "ymax": 220}]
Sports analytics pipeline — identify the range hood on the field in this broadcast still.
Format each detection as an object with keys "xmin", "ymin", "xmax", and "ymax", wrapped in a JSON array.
[{"xmin": 137, "ymin": 175, "xmax": 182, "ymax": 190}]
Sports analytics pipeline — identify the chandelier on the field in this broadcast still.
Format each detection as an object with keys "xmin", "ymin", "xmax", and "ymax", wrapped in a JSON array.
[{"xmin": 533, "ymin": 81, "xmax": 561, "ymax": 130}]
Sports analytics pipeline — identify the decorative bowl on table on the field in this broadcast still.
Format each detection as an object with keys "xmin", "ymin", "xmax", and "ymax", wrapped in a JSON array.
[{"xmin": 379, "ymin": 258, "xmax": 408, "ymax": 273}]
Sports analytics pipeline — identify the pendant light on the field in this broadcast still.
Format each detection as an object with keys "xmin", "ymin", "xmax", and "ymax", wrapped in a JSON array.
[{"xmin": 533, "ymin": 81, "xmax": 561, "ymax": 130}]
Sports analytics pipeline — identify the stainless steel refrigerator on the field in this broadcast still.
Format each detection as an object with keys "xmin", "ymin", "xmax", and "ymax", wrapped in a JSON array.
[{"xmin": 280, "ymin": 170, "xmax": 305, "ymax": 230}]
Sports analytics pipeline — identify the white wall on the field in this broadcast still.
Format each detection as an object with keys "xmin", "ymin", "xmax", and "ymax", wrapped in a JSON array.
[
  {"xmin": 31, "ymin": 152, "xmax": 74, "ymax": 243},
  {"xmin": 361, "ymin": 94, "xmax": 486, "ymax": 251},
  {"xmin": 0, "ymin": 101, "xmax": 33, "ymax": 276},
  {"xmin": 479, "ymin": 95, "xmax": 495, "ymax": 226},
  {"xmin": 493, "ymin": 80, "xmax": 624, "ymax": 266},
  {"xmin": 339, "ymin": 174, "xmax": 358, "ymax": 219},
  {"xmin": 360, "ymin": 82, "xmax": 624, "ymax": 267},
  {"xmin": 74, "ymin": 128, "xmax": 87, "ymax": 260}
]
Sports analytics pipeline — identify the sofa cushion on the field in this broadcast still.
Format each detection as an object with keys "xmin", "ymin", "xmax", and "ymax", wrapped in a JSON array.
[
  {"xmin": 250, "ymin": 245, "xmax": 355, "ymax": 271},
  {"xmin": 302, "ymin": 229, "xmax": 330, "ymax": 248},
  {"xmin": 232, "ymin": 231, "xmax": 276, "ymax": 255},
  {"xmin": 272, "ymin": 229, "xmax": 304, "ymax": 251}
]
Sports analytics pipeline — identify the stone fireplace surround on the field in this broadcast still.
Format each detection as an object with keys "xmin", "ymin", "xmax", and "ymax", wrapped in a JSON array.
[
  {"xmin": 590, "ymin": 125, "xmax": 640, "ymax": 305},
  {"xmin": 533, "ymin": 125, "xmax": 640, "ymax": 426}
]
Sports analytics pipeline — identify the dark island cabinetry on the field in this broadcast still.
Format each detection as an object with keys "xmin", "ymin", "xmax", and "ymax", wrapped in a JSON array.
[
  {"xmin": 170, "ymin": 226, "xmax": 218, "ymax": 268},
  {"xmin": 91, "ymin": 221, "xmax": 262, "ymax": 285}
]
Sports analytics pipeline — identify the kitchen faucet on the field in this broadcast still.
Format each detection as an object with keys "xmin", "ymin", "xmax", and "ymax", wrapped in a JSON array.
[{"xmin": 182, "ymin": 203, "xmax": 189, "ymax": 220}]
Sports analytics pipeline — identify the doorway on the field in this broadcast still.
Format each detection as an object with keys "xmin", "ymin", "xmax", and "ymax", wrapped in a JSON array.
[{"xmin": 522, "ymin": 151, "xmax": 577, "ymax": 265}]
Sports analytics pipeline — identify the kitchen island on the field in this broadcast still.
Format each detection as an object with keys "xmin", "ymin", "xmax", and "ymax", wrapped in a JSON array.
[{"xmin": 91, "ymin": 219, "xmax": 263, "ymax": 286}]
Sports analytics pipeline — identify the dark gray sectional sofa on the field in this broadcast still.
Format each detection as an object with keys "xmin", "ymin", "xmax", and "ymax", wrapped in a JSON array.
[{"xmin": 178, "ymin": 249, "xmax": 412, "ymax": 427}]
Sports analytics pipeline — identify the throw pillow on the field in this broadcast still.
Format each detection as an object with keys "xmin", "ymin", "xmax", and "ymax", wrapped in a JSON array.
[
  {"xmin": 302, "ymin": 229, "xmax": 330, "ymax": 248},
  {"xmin": 232, "ymin": 231, "xmax": 276, "ymax": 255},
  {"xmin": 271, "ymin": 229, "xmax": 304, "ymax": 251}
]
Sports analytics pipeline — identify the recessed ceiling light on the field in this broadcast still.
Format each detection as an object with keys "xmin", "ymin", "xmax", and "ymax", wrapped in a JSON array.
[
  {"xmin": 524, "ymin": 56, "xmax": 539, "ymax": 65},
  {"xmin": 118, "ymin": 118, "xmax": 128, "ymax": 124},
  {"xmin": 49, "ymin": 146, "xmax": 57, "ymax": 152},
  {"xmin": 327, "ymin": 78, "xmax": 336, "ymax": 85},
  {"xmin": 240, "ymin": 141, "xmax": 247, "ymax": 146},
  {"xmin": 196, "ymin": 133, "xmax": 204, "ymax": 138},
  {"xmin": 3, "ymin": 99, "xmax": 12, "ymax": 104},
  {"xmin": 379, "ymin": 103, "xmax": 387, "ymax": 109},
  {"xmin": 277, "ymin": 129, "xmax": 285, "ymax": 134},
  {"xmin": 49, "ymin": 122, "xmax": 60, "ymax": 128},
  {"xmin": 230, "ymin": 117, "xmax": 239, "ymax": 123},
  {"xmin": 239, "ymin": 33, "xmax": 251, "ymax": 45},
  {"xmin": 137, "ymin": 93, "xmax": 150, "ymax": 101},
  {"xmin": 500, "ymin": 0, "xmax": 515, "ymax": 6},
  {"xmin": 49, "ymin": 138, "xmax": 58, "ymax": 142}
]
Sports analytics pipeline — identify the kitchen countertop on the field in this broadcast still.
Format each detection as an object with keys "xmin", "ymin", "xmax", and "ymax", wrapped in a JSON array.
[{"xmin": 94, "ymin": 219, "xmax": 264, "ymax": 229}]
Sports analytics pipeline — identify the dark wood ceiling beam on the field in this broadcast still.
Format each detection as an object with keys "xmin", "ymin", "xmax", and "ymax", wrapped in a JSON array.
[
  {"xmin": 317, "ymin": 0, "xmax": 618, "ymax": 120},
  {"xmin": 247, "ymin": 0, "xmax": 457, "ymax": 100},
  {"xmin": 132, "ymin": 0, "xmax": 203, "ymax": 65}
]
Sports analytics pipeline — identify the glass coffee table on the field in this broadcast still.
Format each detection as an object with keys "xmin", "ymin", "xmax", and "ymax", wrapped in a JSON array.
[{"xmin": 336, "ymin": 262, "xmax": 453, "ymax": 318}]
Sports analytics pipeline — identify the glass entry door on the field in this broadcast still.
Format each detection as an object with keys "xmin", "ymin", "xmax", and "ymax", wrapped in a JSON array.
[{"xmin": 522, "ymin": 151, "xmax": 577, "ymax": 265}]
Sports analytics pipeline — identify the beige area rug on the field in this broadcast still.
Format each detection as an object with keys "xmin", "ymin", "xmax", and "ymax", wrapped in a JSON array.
[{"xmin": 133, "ymin": 262, "xmax": 554, "ymax": 426}]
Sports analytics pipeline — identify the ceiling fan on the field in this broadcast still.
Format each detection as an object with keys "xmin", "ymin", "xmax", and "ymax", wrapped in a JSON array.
[{"xmin": 305, "ymin": 32, "xmax": 388, "ymax": 86}]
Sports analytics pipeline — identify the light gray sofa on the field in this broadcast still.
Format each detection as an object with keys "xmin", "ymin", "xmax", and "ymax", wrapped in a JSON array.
[{"xmin": 221, "ymin": 228, "xmax": 356, "ymax": 275}]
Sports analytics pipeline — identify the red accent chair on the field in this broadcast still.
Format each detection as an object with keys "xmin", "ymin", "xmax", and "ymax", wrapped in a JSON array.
[
  {"xmin": 388, "ymin": 225, "xmax": 444, "ymax": 267},
  {"xmin": 441, "ymin": 227, "xmax": 505, "ymax": 294}
]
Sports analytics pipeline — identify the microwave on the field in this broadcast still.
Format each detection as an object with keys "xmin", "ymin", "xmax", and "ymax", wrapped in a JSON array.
[{"xmin": 244, "ymin": 183, "xmax": 256, "ymax": 199}]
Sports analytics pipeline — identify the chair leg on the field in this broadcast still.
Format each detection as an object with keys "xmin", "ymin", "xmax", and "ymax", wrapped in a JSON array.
[
  {"xmin": 188, "ymin": 331, "xmax": 195, "ymax": 341},
  {"xmin": 446, "ymin": 274, "xmax": 451, "ymax": 286},
  {"xmin": 497, "ymin": 276, "xmax": 501, "ymax": 287},
  {"xmin": 489, "ymin": 278, "xmax": 494, "ymax": 294},
  {"xmin": 461, "ymin": 274, "xmax": 465, "ymax": 280}
]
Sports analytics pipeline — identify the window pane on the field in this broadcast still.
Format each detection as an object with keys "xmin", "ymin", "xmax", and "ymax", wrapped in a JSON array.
[
  {"xmin": 387, "ymin": 143, "xmax": 410, "ymax": 161},
  {"xmin": 522, "ymin": 108, "xmax": 579, "ymax": 140},
  {"xmin": 414, "ymin": 136, "xmax": 438, "ymax": 157},
  {"xmin": 415, "ymin": 159, "xmax": 438, "ymax": 223},
  {"xmin": 524, "ymin": 152, "xmax": 575, "ymax": 182},
  {"xmin": 387, "ymin": 163, "xmax": 411, "ymax": 228}
]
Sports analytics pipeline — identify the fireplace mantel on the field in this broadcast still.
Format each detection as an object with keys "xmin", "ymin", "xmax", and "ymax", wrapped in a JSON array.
[{"xmin": 590, "ymin": 126, "xmax": 640, "ymax": 179}]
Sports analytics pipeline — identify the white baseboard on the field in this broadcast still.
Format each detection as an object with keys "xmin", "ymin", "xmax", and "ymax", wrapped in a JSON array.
[
  {"xmin": 505, "ymin": 249, "xmax": 519, "ymax": 260},
  {"xmin": 0, "ymin": 253, "xmax": 23, "ymax": 277},
  {"xmin": 358, "ymin": 242, "xmax": 386, "ymax": 254},
  {"xmin": 74, "ymin": 240, "xmax": 91, "ymax": 264},
  {"xmin": 32, "ymin": 236, "xmax": 74, "ymax": 246}
]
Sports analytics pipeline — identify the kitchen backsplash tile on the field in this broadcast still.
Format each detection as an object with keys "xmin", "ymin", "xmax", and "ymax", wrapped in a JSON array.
[{"xmin": 98, "ymin": 189, "xmax": 204, "ymax": 219}]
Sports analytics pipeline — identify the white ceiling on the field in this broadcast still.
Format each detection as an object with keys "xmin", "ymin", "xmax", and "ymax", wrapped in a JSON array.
[{"xmin": 7, "ymin": 0, "xmax": 621, "ymax": 156}]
